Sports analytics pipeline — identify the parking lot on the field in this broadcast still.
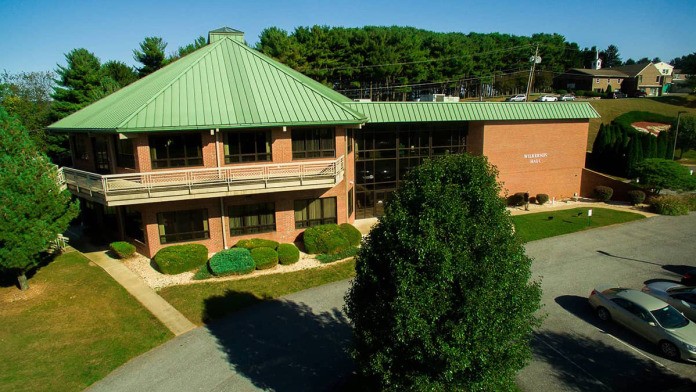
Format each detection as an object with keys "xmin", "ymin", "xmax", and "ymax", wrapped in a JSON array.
[{"xmin": 517, "ymin": 213, "xmax": 696, "ymax": 391}]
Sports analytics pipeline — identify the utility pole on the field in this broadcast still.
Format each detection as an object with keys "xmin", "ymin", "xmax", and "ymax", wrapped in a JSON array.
[
  {"xmin": 672, "ymin": 111, "xmax": 687, "ymax": 160},
  {"xmin": 525, "ymin": 45, "xmax": 540, "ymax": 101}
]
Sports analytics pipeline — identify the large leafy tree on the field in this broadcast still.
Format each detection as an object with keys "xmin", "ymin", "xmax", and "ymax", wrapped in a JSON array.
[
  {"xmin": 345, "ymin": 154, "xmax": 542, "ymax": 391},
  {"xmin": 133, "ymin": 36, "xmax": 168, "ymax": 77},
  {"xmin": 635, "ymin": 158, "xmax": 696, "ymax": 194},
  {"xmin": 0, "ymin": 108, "xmax": 79, "ymax": 290}
]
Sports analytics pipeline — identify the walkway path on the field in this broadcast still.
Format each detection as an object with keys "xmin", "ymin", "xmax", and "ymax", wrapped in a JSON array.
[{"xmin": 82, "ymin": 250, "xmax": 196, "ymax": 336}]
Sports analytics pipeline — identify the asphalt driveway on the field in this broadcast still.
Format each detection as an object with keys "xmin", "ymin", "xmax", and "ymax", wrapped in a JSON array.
[{"xmin": 88, "ymin": 213, "xmax": 696, "ymax": 392}]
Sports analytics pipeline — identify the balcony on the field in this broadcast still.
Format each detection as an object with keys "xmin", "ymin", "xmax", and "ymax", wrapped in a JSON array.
[{"xmin": 59, "ymin": 156, "xmax": 345, "ymax": 206}]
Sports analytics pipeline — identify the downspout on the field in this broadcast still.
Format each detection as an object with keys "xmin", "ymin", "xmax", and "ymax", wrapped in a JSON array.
[{"xmin": 215, "ymin": 128, "xmax": 228, "ymax": 249}]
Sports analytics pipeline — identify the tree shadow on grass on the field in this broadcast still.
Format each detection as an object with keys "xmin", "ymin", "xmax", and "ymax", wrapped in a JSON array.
[
  {"xmin": 203, "ymin": 291, "xmax": 355, "ymax": 391},
  {"xmin": 0, "ymin": 251, "xmax": 59, "ymax": 289},
  {"xmin": 548, "ymin": 295, "xmax": 694, "ymax": 391}
]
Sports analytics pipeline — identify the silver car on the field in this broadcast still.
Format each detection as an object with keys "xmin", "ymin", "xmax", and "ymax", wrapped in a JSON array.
[
  {"xmin": 588, "ymin": 286, "xmax": 696, "ymax": 361},
  {"xmin": 642, "ymin": 282, "xmax": 696, "ymax": 322}
]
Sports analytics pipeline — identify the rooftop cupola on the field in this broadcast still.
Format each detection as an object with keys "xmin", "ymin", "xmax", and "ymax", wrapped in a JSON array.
[{"xmin": 208, "ymin": 27, "xmax": 244, "ymax": 44}]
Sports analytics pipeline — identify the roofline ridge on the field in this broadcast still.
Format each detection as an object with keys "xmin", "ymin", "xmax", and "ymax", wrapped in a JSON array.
[
  {"xmin": 225, "ymin": 38, "xmax": 367, "ymax": 122},
  {"xmin": 117, "ymin": 39, "xmax": 227, "ymax": 129}
]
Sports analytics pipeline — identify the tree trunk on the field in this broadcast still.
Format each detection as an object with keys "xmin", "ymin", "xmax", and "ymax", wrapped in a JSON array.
[{"xmin": 17, "ymin": 272, "xmax": 29, "ymax": 291}]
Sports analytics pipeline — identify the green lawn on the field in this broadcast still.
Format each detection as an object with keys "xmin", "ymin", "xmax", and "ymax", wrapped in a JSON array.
[
  {"xmin": 159, "ymin": 259, "xmax": 356, "ymax": 325},
  {"xmin": 512, "ymin": 207, "xmax": 645, "ymax": 243},
  {"xmin": 0, "ymin": 252, "xmax": 172, "ymax": 392}
]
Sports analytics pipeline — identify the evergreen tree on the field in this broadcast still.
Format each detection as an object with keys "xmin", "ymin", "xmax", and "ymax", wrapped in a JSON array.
[
  {"xmin": 345, "ymin": 154, "xmax": 542, "ymax": 391},
  {"xmin": 171, "ymin": 36, "xmax": 207, "ymax": 61},
  {"xmin": 133, "ymin": 36, "xmax": 168, "ymax": 77},
  {"xmin": 626, "ymin": 136, "xmax": 645, "ymax": 178},
  {"xmin": 601, "ymin": 45, "xmax": 622, "ymax": 67},
  {"xmin": 657, "ymin": 130, "xmax": 669, "ymax": 158},
  {"xmin": 101, "ymin": 60, "xmax": 138, "ymax": 90},
  {"xmin": 0, "ymin": 108, "xmax": 79, "ymax": 290},
  {"xmin": 51, "ymin": 48, "xmax": 105, "ymax": 120}
]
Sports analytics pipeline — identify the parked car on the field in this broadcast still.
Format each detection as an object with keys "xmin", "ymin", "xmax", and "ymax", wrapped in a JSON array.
[
  {"xmin": 560, "ymin": 94, "xmax": 575, "ymax": 101},
  {"xmin": 507, "ymin": 94, "xmax": 527, "ymax": 102},
  {"xmin": 632, "ymin": 91, "xmax": 648, "ymax": 98},
  {"xmin": 606, "ymin": 91, "xmax": 628, "ymax": 99},
  {"xmin": 642, "ymin": 282, "xmax": 696, "ymax": 322},
  {"xmin": 682, "ymin": 268, "xmax": 696, "ymax": 286},
  {"xmin": 588, "ymin": 286, "xmax": 696, "ymax": 361},
  {"xmin": 534, "ymin": 95, "xmax": 558, "ymax": 102}
]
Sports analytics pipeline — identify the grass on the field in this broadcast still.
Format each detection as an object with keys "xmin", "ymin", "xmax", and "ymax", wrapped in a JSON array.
[
  {"xmin": 158, "ymin": 258, "xmax": 356, "ymax": 325},
  {"xmin": 512, "ymin": 207, "xmax": 645, "ymax": 243},
  {"xmin": 0, "ymin": 251, "xmax": 172, "ymax": 392}
]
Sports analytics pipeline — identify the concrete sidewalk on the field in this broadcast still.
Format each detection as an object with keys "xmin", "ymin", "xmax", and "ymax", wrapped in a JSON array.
[{"xmin": 82, "ymin": 250, "xmax": 196, "ymax": 336}]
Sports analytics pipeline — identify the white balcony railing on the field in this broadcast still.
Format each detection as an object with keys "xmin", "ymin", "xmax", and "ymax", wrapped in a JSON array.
[{"xmin": 58, "ymin": 156, "xmax": 345, "ymax": 206}]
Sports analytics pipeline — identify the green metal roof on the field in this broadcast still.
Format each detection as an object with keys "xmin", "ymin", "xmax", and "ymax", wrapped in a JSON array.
[
  {"xmin": 344, "ymin": 102, "xmax": 600, "ymax": 123},
  {"xmin": 48, "ymin": 30, "xmax": 366, "ymax": 133}
]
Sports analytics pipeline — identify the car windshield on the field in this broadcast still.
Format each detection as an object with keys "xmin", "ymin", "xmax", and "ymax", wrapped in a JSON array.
[{"xmin": 651, "ymin": 305, "xmax": 689, "ymax": 329}]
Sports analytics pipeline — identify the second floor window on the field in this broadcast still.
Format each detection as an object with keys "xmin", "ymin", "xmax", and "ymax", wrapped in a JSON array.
[
  {"xmin": 115, "ymin": 138, "xmax": 135, "ymax": 169},
  {"xmin": 224, "ymin": 130, "xmax": 271, "ymax": 163},
  {"xmin": 292, "ymin": 128, "xmax": 335, "ymax": 159},
  {"xmin": 149, "ymin": 134, "xmax": 203, "ymax": 169}
]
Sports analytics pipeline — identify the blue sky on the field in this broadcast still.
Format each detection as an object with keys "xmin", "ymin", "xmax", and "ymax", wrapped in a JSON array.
[{"xmin": 1, "ymin": 0, "xmax": 694, "ymax": 74}]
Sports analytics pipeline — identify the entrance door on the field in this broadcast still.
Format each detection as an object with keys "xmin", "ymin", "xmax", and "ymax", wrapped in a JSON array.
[{"xmin": 92, "ymin": 137, "xmax": 111, "ymax": 174}]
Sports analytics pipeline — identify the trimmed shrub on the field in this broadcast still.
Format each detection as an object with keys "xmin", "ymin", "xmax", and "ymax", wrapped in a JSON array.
[
  {"xmin": 193, "ymin": 264, "xmax": 213, "ymax": 280},
  {"xmin": 593, "ymin": 186, "xmax": 614, "ymax": 202},
  {"xmin": 316, "ymin": 246, "xmax": 359, "ymax": 263},
  {"xmin": 339, "ymin": 223, "xmax": 362, "ymax": 246},
  {"xmin": 235, "ymin": 238, "xmax": 279, "ymax": 250},
  {"xmin": 153, "ymin": 244, "xmax": 208, "ymax": 275},
  {"xmin": 507, "ymin": 193, "xmax": 525, "ymax": 207},
  {"xmin": 251, "ymin": 247, "xmax": 279, "ymax": 270},
  {"xmin": 535, "ymin": 194, "xmax": 549, "ymax": 205},
  {"xmin": 278, "ymin": 243, "xmax": 300, "ymax": 265},
  {"xmin": 303, "ymin": 224, "xmax": 351, "ymax": 254},
  {"xmin": 319, "ymin": 231, "xmax": 351, "ymax": 255},
  {"xmin": 684, "ymin": 194, "xmax": 696, "ymax": 212},
  {"xmin": 109, "ymin": 241, "xmax": 136, "ymax": 259},
  {"xmin": 627, "ymin": 190, "xmax": 646, "ymax": 205},
  {"xmin": 209, "ymin": 248, "xmax": 255, "ymax": 276},
  {"xmin": 648, "ymin": 195, "xmax": 689, "ymax": 216}
]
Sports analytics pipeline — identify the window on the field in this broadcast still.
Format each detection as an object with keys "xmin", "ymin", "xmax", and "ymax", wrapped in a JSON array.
[
  {"xmin": 72, "ymin": 135, "xmax": 88, "ymax": 160},
  {"xmin": 595, "ymin": 78, "xmax": 600, "ymax": 84},
  {"xmin": 294, "ymin": 197, "xmax": 337, "ymax": 228},
  {"xmin": 149, "ymin": 134, "xmax": 203, "ymax": 169},
  {"xmin": 348, "ymin": 188, "xmax": 354, "ymax": 217},
  {"xmin": 157, "ymin": 209, "xmax": 209, "ymax": 244},
  {"xmin": 229, "ymin": 203, "xmax": 275, "ymax": 235},
  {"xmin": 124, "ymin": 207, "xmax": 144, "ymax": 242},
  {"xmin": 347, "ymin": 129, "xmax": 354, "ymax": 154},
  {"xmin": 292, "ymin": 128, "xmax": 335, "ymax": 159},
  {"xmin": 656, "ymin": 76, "xmax": 661, "ymax": 83},
  {"xmin": 224, "ymin": 130, "xmax": 271, "ymax": 163},
  {"xmin": 115, "ymin": 138, "xmax": 135, "ymax": 168}
]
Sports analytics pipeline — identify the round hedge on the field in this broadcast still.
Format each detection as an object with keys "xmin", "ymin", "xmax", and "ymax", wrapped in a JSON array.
[
  {"xmin": 153, "ymin": 244, "xmax": 209, "ymax": 275},
  {"xmin": 251, "ymin": 247, "xmax": 278, "ymax": 270},
  {"xmin": 278, "ymin": 243, "xmax": 300, "ymax": 265},
  {"xmin": 535, "ymin": 193, "xmax": 549, "ymax": 205},
  {"xmin": 339, "ymin": 223, "xmax": 362, "ymax": 246},
  {"xmin": 110, "ymin": 241, "xmax": 136, "ymax": 259},
  {"xmin": 235, "ymin": 238, "xmax": 279, "ymax": 250},
  {"xmin": 627, "ymin": 190, "xmax": 646, "ymax": 205},
  {"xmin": 593, "ymin": 186, "xmax": 614, "ymax": 202},
  {"xmin": 209, "ymin": 248, "xmax": 255, "ymax": 276}
]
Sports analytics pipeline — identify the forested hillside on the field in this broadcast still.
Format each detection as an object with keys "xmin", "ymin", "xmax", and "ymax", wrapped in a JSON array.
[{"xmin": 255, "ymin": 26, "xmax": 602, "ymax": 100}]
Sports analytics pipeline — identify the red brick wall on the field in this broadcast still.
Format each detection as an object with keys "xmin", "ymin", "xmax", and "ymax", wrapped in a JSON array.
[
  {"xmin": 580, "ymin": 168, "xmax": 642, "ymax": 201},
  {"xmin": 479, "ymin": 119, "xmax": 589, "ymax": 200}
]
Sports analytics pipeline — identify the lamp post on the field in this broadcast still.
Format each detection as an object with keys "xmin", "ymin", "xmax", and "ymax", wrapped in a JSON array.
[{"xmin": 672, "ymin": 111, "xmax": 687, "ymax": 160}]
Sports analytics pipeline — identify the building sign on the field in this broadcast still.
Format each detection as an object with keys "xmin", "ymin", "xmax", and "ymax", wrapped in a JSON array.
[{"xmin": 523, "ymin": 152, "xmax": 548, "ymax": 164}]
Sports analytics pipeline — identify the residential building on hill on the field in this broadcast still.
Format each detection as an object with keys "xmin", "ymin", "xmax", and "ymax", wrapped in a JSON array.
[
  {"xmin": 610, "ymin": 63, "xmax": 663, "ymax": 96},
  {"xmin": 553, "ymin": 68, "xmax": 629, "ymax": 93},
  {"xmin": 49, "ymin": 28, "xmax": 600, "ymax": 257}
]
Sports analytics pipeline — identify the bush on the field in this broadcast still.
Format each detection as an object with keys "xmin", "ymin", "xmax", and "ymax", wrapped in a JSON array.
[
  {"xmin": 277, "ymin": 243, "xmax": 300, "ymax": 265},
  {"xmin": 193, "ymin": 264, "xmax": 213, "ymax": 280},
  {"xmin": 627, "ymin": 190, "xmax": 646, "ymax": 205},
  {"xmin": 109, "ymin": 241, "xmax": 136, "ymax": 259},
  {"xmin": 507, "ymin": 193, "xmax": 525, "ymax": 206},
  {"xmin": 208, "ymin": 248, "xmax": 255, "ymax": 276},
  {"xmin": 316, "ymin": 246, "xmax": 359, "ymax": 263},
  {"xmin": 339, "ymin": 223, "xmax": 362, "ymax": 246},
  {"xmin": 684, "ymin": 194, "xmax": 696, "ymax": 212},
  {"xmin": 648, "ymin": 195, "xmax": 689, "ymax": 216},
  {"xmin": 535, "ymin": 194, "xmax": 549, "ymax": 205},
  {"xmin": 593, "ymin": 186, "xmax": 614, "ymax": 202},
  {"xmin": 556, "ymin": 89, "xmax": 567, "ymax": 95},
  {"xmin": 235, "ymin": 238, "xmax": 279, "ymax": 250},
  {"xmin": 251, "ymin": 247, "xmax": 278, "ymax": 270},
  {"xmin": 303, "ymin": 224, "xmax": 352, "ymax": 254},
  {"xmin": 153, "ymin": 244, "xmax": 208, "ymax": 275}
]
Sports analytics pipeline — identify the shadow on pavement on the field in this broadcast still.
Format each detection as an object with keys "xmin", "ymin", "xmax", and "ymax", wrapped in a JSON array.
[
  {"xmin": 204, "ymin": 291, "xmax": 354, "ymax": 391},
  {"xmin": 663, "ymin": 265, "xmax": 693, "ymax": 277},
  {"xmin": 596, "ymin": 250, "xmax": 663, "ymax": 266}
]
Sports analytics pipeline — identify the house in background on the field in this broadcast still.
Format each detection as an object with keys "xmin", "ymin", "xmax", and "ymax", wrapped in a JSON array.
[
  {"xmin": 610, "ymin": 63, "xmax": 663, "ymax": 96},
  {"xmin": 553, "ymin": 68, "xmax": 628, "ymax": 93},
  {"xmin": 653, "ymin": 62, "xmax": 674, "ymax": 94},
  {"xmin": 49, "ymin": 28, "xmax": 600, "ymax": 257}
]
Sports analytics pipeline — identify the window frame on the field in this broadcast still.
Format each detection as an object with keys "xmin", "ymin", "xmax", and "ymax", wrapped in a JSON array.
[
  {"xmin": 294, "ymin": 197, "xmax": 337, "ymax": 228},
  {"xmin": 228, "ymin": 202, "xmax": 276, "ymax": 235},
  {"xmin": 149, "ymin": 133, "xmax": 203, "ymax": 169},
  {"xmin": 115, "ymin": 137, "xmax": 135, "ymax": 169},
  {"xmin": 223, "ymin": 130, "xmax": 272, "ymax": 164},
  {"xmin": 156, "ymin": 209, "xmax": 210, "ymax": 244},
  {"xmin": 292, "ymin": 128, "xmax": 335, "ymax": 159}
]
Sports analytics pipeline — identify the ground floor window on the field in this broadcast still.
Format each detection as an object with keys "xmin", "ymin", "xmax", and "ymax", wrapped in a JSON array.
[
  {"xmin": 348, "ymin": 188, "xmax": 354, "ymax": 217},
  {"xmin": 157, "ymin": 209, "xmax": 209, "ymax": 244},
  {"xmin": 124, "ymin": 207, "xmax": 144, "ymax": 243},
  {"xmin": 294, "ymin": 197, "xmax": 337, "ymax": 228},
  {"xmin": 229, "ymin": 203, "xmax": 275, "ymax": 235}
]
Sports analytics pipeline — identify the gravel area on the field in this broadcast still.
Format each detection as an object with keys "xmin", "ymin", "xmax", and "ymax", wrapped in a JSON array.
[{"xmin": 122, "ymin": 251, "xmax": 331, "ymax": 290}]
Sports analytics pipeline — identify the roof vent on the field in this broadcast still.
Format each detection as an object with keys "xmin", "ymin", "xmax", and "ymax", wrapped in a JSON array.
[{"xmin": 208, "ymin": 27, "xmax": 244, "ymax": 44}]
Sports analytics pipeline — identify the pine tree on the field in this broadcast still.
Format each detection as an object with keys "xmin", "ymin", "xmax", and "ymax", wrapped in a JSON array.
[{"xmin": 133, "ymin": 37, "xmax": 168, "ymax": 77}]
